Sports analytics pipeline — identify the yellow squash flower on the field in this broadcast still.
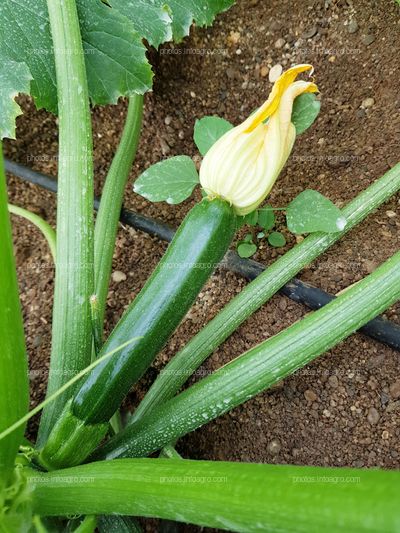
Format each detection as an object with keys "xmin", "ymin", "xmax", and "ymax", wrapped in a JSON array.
[{"xmin": 199, "ymin": 64, "xmax": 318, "ymax": 215}]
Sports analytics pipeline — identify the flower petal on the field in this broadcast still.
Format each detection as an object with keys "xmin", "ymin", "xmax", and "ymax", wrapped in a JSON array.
[{"xmin": 242, "ymin": 64, "xmax": 316, "ymax": 133}]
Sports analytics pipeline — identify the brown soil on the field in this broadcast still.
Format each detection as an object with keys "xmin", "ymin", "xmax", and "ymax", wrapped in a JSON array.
[{"xmin": 3, "ymin": 0, "xmax": 400, "ymax": 529}]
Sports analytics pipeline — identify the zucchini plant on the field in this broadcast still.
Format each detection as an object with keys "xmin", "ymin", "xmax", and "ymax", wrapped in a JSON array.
[{"xmin": 1, "ymin": 0, "xmax": 399, "ymax": 531}]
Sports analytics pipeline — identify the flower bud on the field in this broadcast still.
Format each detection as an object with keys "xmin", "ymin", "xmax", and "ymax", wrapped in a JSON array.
[{"xmin": 199, "ymin": 64, "xmax": 318, "ymax": 215}]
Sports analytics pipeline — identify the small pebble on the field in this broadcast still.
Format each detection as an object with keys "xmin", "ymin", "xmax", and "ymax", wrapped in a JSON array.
[
  {"xmin": 382, "ymin": 430, "xmax": 389, "ymax": 440},
  {"xmin": 112, "ymin": 270, "xmax": 127, "ymax": 283},
  {"xmin": 260, "ymin": 65, "xmax": 269, "ymax": 78},
  {"xmin": 367, "ymin": 407, "xmax": 380, "ymax": 425},
  {"xmin": 269, "ymin": 63, "xmax": 282, "ymax": 82},
  {"xmin": 274, "ymin": 38, "xmax": 285, "ymax": 49},
  {"xmin": 386, "ymin": 210, "xmax": 396, "ymax": 218},
  {"xmin": 267, "ymin": 439, "xmax": 281, "ymax": 455},
  {"xmin": 304, "ymin": 389, "xmax": 317, "ymax": 402},
  {"xmin": 389, "ymin": 380, "xmax": 400, "ymax": 399},
  {"xmin": 347, "ymin": 20, "xmax": 358, "ymax": 34},
  {"xmin": 164, "ymin": 115, "xmax": 172, "ymax": 126},
  {"xmin": 301, "ymin": 26, "xmax": 318, "ymax": 39},
  {"xmin": 362, "ymin": 34, "xmax": 375, "ymax": 46},
  {"xmin": 328, "ymin": 375, "xmax": 339, "ymax": 388},
  {"xmin": 361, "ymin": 97, "xmax": 375, "ymax": 108}
]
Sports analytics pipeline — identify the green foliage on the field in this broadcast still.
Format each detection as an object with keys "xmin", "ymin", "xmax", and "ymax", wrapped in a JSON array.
[
  {"xmin": 134, "ymin": 155, "xmax": 199, "ymax": 204},
  {"xmin": 194, "ymin": 116, "xmax": 234, "ymax": 155},
  {"xmin": 0, "ymin": 0, "xmax": 232, "ymax": 135},
  {"xmin": 268, "ymin": 231, "xmax": 286, "ymax": 247},
  {"xmin": 286, "ymin": 189, "xmax": 347, "ymax": 234},
  {"xmin": 257, "ymin": 207, "xmax": 275, "ymax": 231},
  {"xmin": 108, "ymin": 0, "xmax": 172, "ymax": 47},
  {"xmin": 0, "ymin": 0, "xmax": 152, "ymax": 116},
  {"xmin": 291, "ymin": 92, "xmax": 321, "ymax": 135},
  {"xmin": 0, "ymin": 61, "xmax": 32, "ymax": 139},
  {"xmin": 237, "ymin": 240, "xmax": 257, "ymax": 258},
  {"xmin": 156, "ymin": 0, "xmax": 235, "ymax": 42}
]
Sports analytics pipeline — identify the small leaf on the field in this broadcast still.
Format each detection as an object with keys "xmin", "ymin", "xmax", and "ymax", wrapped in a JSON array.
[
  {"xmin": 243, "ymin": 210, "xmax": 258, "ymax": 227},
  {"xmin": 268, "ymin": 232, "xmax": 286, "ymax": 247},
  {"xmin": 0, "ymin": 60, "xmax": 32, "ymax": 139},
  {"xmin": 257, "ymin": 206, "xmax": 275, "ymax": 231},
  {"xmin": 286, "ymin": 190, "xmax": 347, "ymax": 234},
  {"xmin": 237, "ymin": 241, "xmax": 257, "ymax": 258},
  {"xmin": 194, "ymin": 116, "xmax": 234, "ymax": 156},
  {"xmin": 291, "ymin": 93, "xmax": 321, "ymax": 135},
  {"xmin": 244, "ymin": 233, "xmax": 253, "ymax": 243},
  {"xmin": 134, "ymin": 156, "xmax": 199, "ymax": 204},
  {"xmin": 257, "ymin": 231, "xmax": 265, "ymax": 239}
]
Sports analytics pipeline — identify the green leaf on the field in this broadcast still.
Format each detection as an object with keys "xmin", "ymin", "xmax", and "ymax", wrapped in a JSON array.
[
  {"xmin": 291, "ymin": 93, "xmax": 321, "ymax": 135},
  {"xmin": 0, "ymin": 61, "xmax": 32, "ymax": 140},
  {"xmin": 268, "ymin": 231, "xmax": 286, "ymax": 247},
  {"xmin": 77, "ymin": 0, "xmax": 153, "ymax": 105},
  {"xmin": 257, "ymin": 206, "xmax": 275, "ymax": 231},
  {"xmin": 286, "ymin": 190, "xmax": 347, "ymax": 234},
  {"xmin": 155, "ymin": 0, "xmax": 235, "ymax": 42},
  {"xmin": 194, "ymin": 116, "xmax": 234, "ymax": 155},
  {"xmin": 237, "ymin": 241, "xmax": 257, "ymax": 258},
  {"xmin": 108, "ymin": 0, "xmax": 172, "ymax": 48},
  {"xmin": 0, "ymin": 0, "xmax": 153, "ymax": 114},
  {"xmin": 242, "ymin": 210, "xmax": 258, "ymax": 226},
  {"xmin": 134, "ymin": 155, "xmax": 199, "ymax": 204}
]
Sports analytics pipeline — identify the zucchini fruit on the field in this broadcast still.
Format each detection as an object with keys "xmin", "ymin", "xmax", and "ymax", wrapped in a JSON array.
[{"xmin": 38, "ymin": 198, "xmax": 236, "ymax": 469}]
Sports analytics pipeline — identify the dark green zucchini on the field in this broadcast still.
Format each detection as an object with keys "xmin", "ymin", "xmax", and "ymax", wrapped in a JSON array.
[{"xmin": 38, "ymin": 198, "xmax": 236, "ymax": 469}]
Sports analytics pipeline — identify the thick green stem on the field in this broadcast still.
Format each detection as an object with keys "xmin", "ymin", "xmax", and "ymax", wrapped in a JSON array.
[
  {"xmin": 38, "ymin": 0, "xmax": 94, "ymax": 446},
  {"xmin": 25, "ymin": 460, "xmax": 400, "ymax": 532},
  {"xmin": 0, "ymin": 144, "xmax": 29, "ymax": 489},
  {"xmin": 132, "ymin": 162, "xmax": 400, "ymax": 422},
  {"xmin": 94, "ymin": 95, "xmax": 143, "ymax": 324},
  {"xmin": 96, "ymin": 249, "xmax": 400, "ymax": 460}
]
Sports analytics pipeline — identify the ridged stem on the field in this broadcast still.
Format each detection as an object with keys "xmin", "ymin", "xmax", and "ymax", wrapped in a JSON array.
[
  {"xmin": 26, "ymin": 459, "xmax": 400, "ymax": 532},
  {"xmin": 94, "ymin": 95, "xmax": 143, "ymax": 324},
  {"xmin": 37, "ymin": 0, "xmax": 94, "ymax": 445}
]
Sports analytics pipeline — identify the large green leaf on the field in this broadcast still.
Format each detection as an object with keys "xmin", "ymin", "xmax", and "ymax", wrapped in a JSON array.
[
  {"xmin": 108, "ymin": 0, "xmax": 173, "ymax": 48},
  {"xmin": 0, "ymin": 0, "xmax": 234, "ymax": 134},
  {"xmin": 0, "ymin": 0, "xmax": 153, "ymax": 114},
  {"xmin": 0, "ymin": 61, "xmax": 32, "ymax": 140},
  {"xmin": 77, "ymin": 0, "xmax": 153, "ymax": 105},
  {"xmin": 155, "ymin": 0, "xmax": 235, "ymax": 42}
]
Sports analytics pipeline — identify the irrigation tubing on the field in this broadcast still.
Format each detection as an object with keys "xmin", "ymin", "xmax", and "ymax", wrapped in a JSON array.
[{"xmin": 5, "ymin": 158, "xmax": 400, "ymax": 352}]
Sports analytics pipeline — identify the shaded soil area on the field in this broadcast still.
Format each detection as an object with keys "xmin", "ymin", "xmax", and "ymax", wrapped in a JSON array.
[{"xmin": 3, "ymin": 0, "xmax": 400, "ymax": 528}]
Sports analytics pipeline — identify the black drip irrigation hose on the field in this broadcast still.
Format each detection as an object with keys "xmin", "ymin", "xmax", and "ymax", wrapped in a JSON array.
[{"xmin": 5, "ymin": 158, "xmax": 400, "ymax": 352}]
